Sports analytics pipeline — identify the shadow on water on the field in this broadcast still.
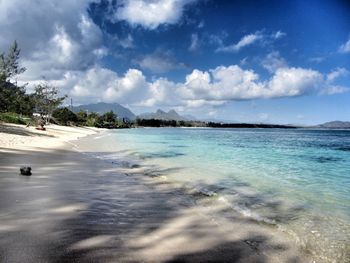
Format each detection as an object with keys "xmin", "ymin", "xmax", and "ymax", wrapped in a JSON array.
[{"xmin": 0, "ymin": 147, "xmax": 322, "ymax": 262}]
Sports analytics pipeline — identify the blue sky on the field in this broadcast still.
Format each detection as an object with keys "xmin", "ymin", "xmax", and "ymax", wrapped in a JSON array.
[{"xmin": 0, "ymin": 0, "xmax": 349, "ymax": 124}]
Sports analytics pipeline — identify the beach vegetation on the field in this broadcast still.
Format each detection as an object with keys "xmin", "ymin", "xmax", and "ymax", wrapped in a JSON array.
[
  {"xmin": 0, "ymin": 41, "xmax": 34, "ymax": 116},
  {"xmin": 32, "ymin": 83, "xmax": 67, "ymax": 124},
  {"xmin": 0, "ymin": 41, "xmax": 26, "ymax": 82},
  {"xmin": 50, "ymin": 108, "xmax": 131, "ymax": 128},
  {"xmin": 85, "ymin": 112, "xmax": 100, "ymax": 127},
  {"xmin": 52, "ymin": 107, "xmax": 78, "ymax": 125},
  {"xmin": 0, "ymin": 42, "xmax": 67, "ymax": 126},
  {"xmin": 0, "ymin": 112, "xmax": 29, "ymax": 125},
  {"xmin": 96, "ymin": 111, "xmax": 120, "ymax": 128}
]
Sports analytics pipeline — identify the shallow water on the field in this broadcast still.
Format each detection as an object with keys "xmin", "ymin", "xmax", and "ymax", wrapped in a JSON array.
[{"xmin": 77, "ymin": 128, "xmax": 350, "ymax": 262}]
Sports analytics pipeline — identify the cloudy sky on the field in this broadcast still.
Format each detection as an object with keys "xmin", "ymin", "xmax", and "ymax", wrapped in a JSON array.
[{"xmin": 1, "ymin": 0, "xmax": 349, "ymax": 124}]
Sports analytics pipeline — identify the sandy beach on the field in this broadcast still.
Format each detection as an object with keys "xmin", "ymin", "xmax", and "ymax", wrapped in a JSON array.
[{"xmin": 0, "ymin": 123, "xmax": 315, "ymax": 262}]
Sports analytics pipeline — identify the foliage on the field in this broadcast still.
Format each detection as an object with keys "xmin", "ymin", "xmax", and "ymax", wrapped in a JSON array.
[
  {"xmin": 50, "ymin": 108, "xmax": 132, "ymax": 128},
  {"xmin": 85, "ymin": 112, "xmax": 99, "ymax": 127},
  {"xmin": 103, "ymin": 110, "xmax": 117, "ymax": 123},
  {"xmin": 95, "ymin": 111, "xmax": 120, "ymax": 128},
  {"xmin": 0, "ymin": 41, "xmax": 26, "ymax": 82},
  {"xmin": 0, "ymin": 82, "xmax": 34, "ymax": 115},
  {"xmin": 76, "ymin": 110, "xmax": 88, "ymax": 123},
  {"xmin": 32, "ymin": 83, "xmax": 67, "ymax": 123},
  {"xmin": 0, "ymin": 41, "xmax": 67, "ymax": 123},
  {"xmin": 0, "ymin": 41, "xmax": 34, "ymax": 115},
  {"xmin": 52, "ymin": 107, "xmax": 78, "ymax": 125},
  {"xmin": 0, "ymin": 112, "xmax": 28, "ymax": 125}
]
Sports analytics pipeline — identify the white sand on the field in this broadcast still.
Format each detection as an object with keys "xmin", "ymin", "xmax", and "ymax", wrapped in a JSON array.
[{"xmin": 0, "ymin": 123, "xmax": 100, "ymax": 149}]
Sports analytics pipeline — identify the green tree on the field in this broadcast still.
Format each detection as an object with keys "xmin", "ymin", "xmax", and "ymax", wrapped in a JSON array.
[
  {"xmin": 85, "ymin": 112, "xmax": 99, "ymax": 127},
  {"xmin": 0, "ymin": 41, "xmax": 31, "ymax": 114},
  {"xmin": 76, "ymin": 110, "xmax": 87, "ymax": 121},
  {"xmin": 104, "ymin": 110, "xmax": 117, "ymax": 123},
  {"xmin": 52, "ymin": 107, "xmax": 78, "ymax": 125},
  {"xmin": 0, "ymin": 41, "xmax": 26, "ymax": 82},
  {"xmin": 95, "ymin": 111, "xmax": 118, "ymax": 128},
  {"xmin": 33, "ymin": 83, "xmax": 67, "ymax": 123}
]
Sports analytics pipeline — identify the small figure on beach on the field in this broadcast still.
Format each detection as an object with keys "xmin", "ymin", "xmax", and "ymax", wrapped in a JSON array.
[{"xmin": 36, "ymin": 116, "xmax": 46, "ymax": 131}]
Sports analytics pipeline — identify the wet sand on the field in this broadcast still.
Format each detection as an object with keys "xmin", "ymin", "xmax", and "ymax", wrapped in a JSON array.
[{"xmin": 0, "ymin": 124, "xmax": 314, "ymax": 262}]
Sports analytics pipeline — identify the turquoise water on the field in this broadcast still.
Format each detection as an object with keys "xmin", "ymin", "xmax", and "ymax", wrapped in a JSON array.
[{"xmin": 78, "ymin": 128, "xmax": 350, "ymax": 262}]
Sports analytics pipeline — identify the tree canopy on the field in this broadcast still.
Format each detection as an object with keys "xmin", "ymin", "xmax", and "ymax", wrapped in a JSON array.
[{"xmin": 0, "ymin": 41, "xmax": 26, "ymax": 83}]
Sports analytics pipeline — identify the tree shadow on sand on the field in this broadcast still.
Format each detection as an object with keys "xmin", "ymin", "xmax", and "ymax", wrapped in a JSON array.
[
  {"xmin": 0, "ymin": 124, "xmax": 54, "ymax": 137},
  {"xmin": 0, "ymin": 148, "xmax": 312, "ymax": 263}
]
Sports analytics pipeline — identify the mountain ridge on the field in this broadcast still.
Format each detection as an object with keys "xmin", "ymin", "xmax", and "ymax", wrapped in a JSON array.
[
  {"xmin": 72, "ymin": 102, "xmax": 136, "ymax": 120},
  {"xmin": 316, "ymin": 121, "xmax": 350, "ymax": 129},
  {"xmin": 138, "ymin": 109, "xmax": 188, "ymax": 121}
]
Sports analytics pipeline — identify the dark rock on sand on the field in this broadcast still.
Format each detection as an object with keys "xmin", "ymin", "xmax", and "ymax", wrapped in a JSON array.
[{"xmin": 20, "ymin": 166, "xmax": 32, "ymax": 176}]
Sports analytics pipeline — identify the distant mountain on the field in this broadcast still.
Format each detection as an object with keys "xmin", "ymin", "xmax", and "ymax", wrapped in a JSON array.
[
  {"xmin": 317, "ymin": 121, "xmax": 350, "ymax": 129},
  {"xmin": 72, "ymin": 102, "xmax": 136, "ymax": 120},
  {"xmin": 138, "ymin": 109, "xmax": 188, "ymax": 121}
]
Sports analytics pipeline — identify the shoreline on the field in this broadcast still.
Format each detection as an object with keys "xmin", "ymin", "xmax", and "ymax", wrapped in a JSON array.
[{"xmin": 0, "ymin": 124, "xmax": 316, "ymax": 262}]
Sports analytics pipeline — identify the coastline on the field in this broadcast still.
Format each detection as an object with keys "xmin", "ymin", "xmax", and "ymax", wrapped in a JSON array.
[{"xmin": 0, "ymin": 124, "xmax": 315, "ymax": 262}]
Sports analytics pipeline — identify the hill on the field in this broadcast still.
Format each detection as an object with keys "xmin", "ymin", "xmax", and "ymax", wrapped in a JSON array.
[
  {"xmin": 138, "ymin": 109, "xmax": 188, "ymax": 121},
  {"xmin": 317, "ymin": 121, "xmax": 350, "ymax": 129},
  {"xmin": 72, "ymin": 102, "xmax": 136, "ymax": 120}
]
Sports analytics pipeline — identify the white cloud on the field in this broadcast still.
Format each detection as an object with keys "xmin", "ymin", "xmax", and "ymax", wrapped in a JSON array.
[
  {"xmin": 209, "ymin": 31, "xmax": 228, "ymax": 47},
  {"xmin": 104, "ymin": 69, "xmax": 149, "ymax": 103},
  {"xmin": 118, "ymin": 35, "xmax": 135, "ymax": 49},
  {"xmin": 240, "ymin": 57, "xmax": 248, "ymax": 66},
  {"xmin": 339, "ymin": 38, "xmax": 350, "ymax": 53},
  {"xmin": 189, "ymin": 33, "xmax": 199, "ymax": 52},
  {"xmin": 23, "ymin": 63, "xmax": 347, "ymax": 109},
  {"xmin": 137, "ymin": 50, "xmax": 186, "ymax": 73},
  {"xmin": 197, "ymin": 20, "xmax": 204, "ymax": 28},
  {"xmin": 267, "ymin": 67, "xmax": 322, "ymax": 97},
  {"xmin": 0, "ymin": 0, "xmax": 106, "ymax": 86},
  {"xmin": 258, "ymin": 113, "xmax": 269, "ymax": 121},
  {"xmin": 261, "ymin": 51, "xmax": 288, "ymax": 73},
  {"xmin": 309, "ymin": 56, "xmax": 325, "ymax": 63},
  {"xmin": 140, "ymin": 78, "xmax": 181, "ymax": 107},
  {"xmin": 114, "ymin": 0, "xmax": 197, "ymax": 29},
  {"xmin": 216, "ymin": 30, "xmax": 285, "ymax": 53},
  {"xmin": 216, "ymin": 32, "xmax": 263, "ymax": 52},
  {"xmin": 108, "ymin": 33, "xmax": 134, "ymax": 49},
  {"xmin": 178, "ymin": 66, "xmax": 324, "ymax": 101},
  {"xmin": 321, "ymin": 85, "xmax": 348, "ymax": 95},
  {"xmin": 272, "ymin": 31, "xmax": 286, "ymax": 39},
  {"xmin": 0, "ymin": 0, "xmax": 102, "ymax": 59},
  {"xmin": 326, "ymin": 68, "xmax": 349, "ymax": 82},
  {"xmin": 49, "ymin": 66, "xmax": 150, "ymax": 105},
  {"xmin": 208, "ymin": 110, "xmax": 217, "ymax": 117}
]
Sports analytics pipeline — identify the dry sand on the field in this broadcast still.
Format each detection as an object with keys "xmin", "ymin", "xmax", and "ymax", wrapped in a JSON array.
[{"xmin": 0, "ymin": 123, "xmax": 315, "ymax": 262}]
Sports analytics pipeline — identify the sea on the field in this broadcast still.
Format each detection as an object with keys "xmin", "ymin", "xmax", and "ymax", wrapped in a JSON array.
[{"xmin": 76, "ymin": 128, "xmax": 350, "ymax": 262}]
